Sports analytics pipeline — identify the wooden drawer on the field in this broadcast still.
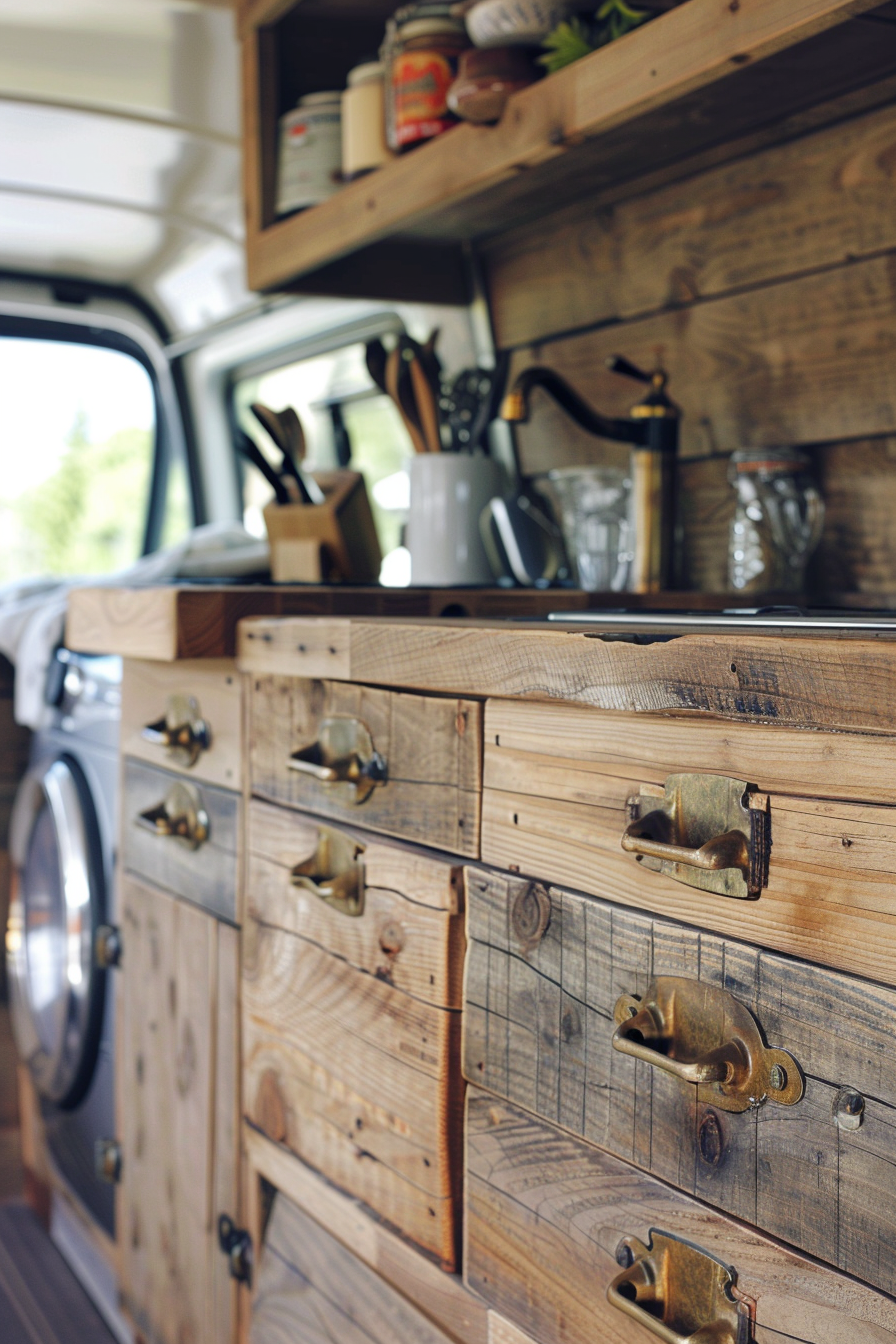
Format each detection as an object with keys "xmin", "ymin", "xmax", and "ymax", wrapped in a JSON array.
[
  {"xmin": 122, "ymin": 758, "xmax": 240, "ymax": 923},
  {"xmin": 481, "ymin": 699, "xmax": 896, "ymax": 983},
  {"xmin": 119, "ymin": 876, "xmax": 239, "ymax": 1344},
  {"xmin": 465, "ymin": 1091, "xmax": 896, "ymax": 1344},
  {"xmin": 121, "ymin": 658, "xmax": 242, "ymax": 790},
  {"xmin": 250, "ymin": 1186, "xmax": 458, "ymax": 1344},
  {"xmin": 464, "ymin": 869, "xmax": 896, "ymax": 1298},
  {"xmin": 242, "ymin": 800, "xmax": 465, "ymax": 1269},
  {"xmin": 248, "ymin": 675, "xmax": 482, "ymax": 856}
]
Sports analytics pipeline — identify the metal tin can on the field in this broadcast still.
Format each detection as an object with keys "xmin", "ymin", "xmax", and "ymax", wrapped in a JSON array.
[
  {"xmin": 342, "ymin": 61, "xmax": 391, "ymax": 180},
  {"xmin": 390, "ymin": 17, "xmax": 468, "ymax": 150},
  {"xmin": 276, "ymin": 91, "xmax": 342, "ymax": 215}
]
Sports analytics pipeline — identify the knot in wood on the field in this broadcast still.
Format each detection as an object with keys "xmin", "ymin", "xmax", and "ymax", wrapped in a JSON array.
[
  {"xmin": 510, "ymin": 882, "xmax": 552, "ymax": 952},
  {"xmin": 698, "ymin": 1110, "xmax": 725, "ymax": 1167},
  {"xmin": 379, "ymin": 921, "xmax": 405, "ymax": 956}
]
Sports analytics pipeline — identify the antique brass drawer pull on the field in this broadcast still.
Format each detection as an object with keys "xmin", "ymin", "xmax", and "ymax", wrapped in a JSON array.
[
  {"xmin": 288, "ymin": 716, "xmax": 387, "ymax": 804},
  {"xmin": 142, "ymin": 694, "xmax": 211, "ymax": 768},
  {"xmin": 137, "ymin": 781, "xmax": 209, "ymax": 850},
  {"xmin": 608, "ymin": 1230, "xmax": 754, "ymax": 1343},
  {"xmin": 291, "ymin": 826, "xmax": 366, "ymax": 917},
  {"xmin": 613, "ymin": 976, "xmax": 803, "ymax": 1112},
  {"xmin": 622, "ymin": 773, "xmax": 770, "ymax": 898}
]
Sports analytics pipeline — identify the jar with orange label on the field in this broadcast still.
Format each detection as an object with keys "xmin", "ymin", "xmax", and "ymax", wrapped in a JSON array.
[{"xmin": 390, "ymin": 16, "xmax": 469, "ymax": 151}]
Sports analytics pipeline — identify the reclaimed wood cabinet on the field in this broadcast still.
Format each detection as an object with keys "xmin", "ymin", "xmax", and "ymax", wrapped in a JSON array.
[{"xmin": 117, "ymin": 876, "xmax": 239, "ymax": 1344}]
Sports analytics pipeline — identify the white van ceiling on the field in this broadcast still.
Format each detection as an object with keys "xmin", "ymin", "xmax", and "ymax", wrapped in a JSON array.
[{"xmin": 0, "ymin": 0, "xmax": 249, "ymax": 335}]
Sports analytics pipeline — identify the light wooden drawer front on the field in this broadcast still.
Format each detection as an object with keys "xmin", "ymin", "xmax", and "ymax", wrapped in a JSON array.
[
  {"xmin": 121, "ymin": 658, "xmax": 242, "ymax": 790},
  {"xmin": 243, "ymin": 805, "xmax": 465, "ymax": 1269},
  {"xmin": 464, "ymin": 869, "xmax": 896, "ymax": 1299},
  {"xmin": 249, "ymin": 675, "xmax": 482, "ymax": 856},
  {"xmin": 122, "ymin": 758, "xmax": 240, "ymax": 923},
  {"xmin": 482, "ymin": 699, "xmax": 896, "ymax": 984},
  {"xmin": 465, "ymin": 1091, "xmax": 896, "ymax": 1344},
  {"xmin": 251, "ymin": 1187, "xmax": 457, "ymax": 1344}
]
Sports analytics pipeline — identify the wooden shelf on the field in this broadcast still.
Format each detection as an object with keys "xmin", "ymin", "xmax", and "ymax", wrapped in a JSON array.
[{"xmin": 241, "ymin": 0, "xmax": 896, "ymax": 303}]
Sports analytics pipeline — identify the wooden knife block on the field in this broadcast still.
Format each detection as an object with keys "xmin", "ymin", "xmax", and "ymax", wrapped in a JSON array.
[{"xmin": 263, "ymin": 470, "xmax": 382, "ymax": 584}]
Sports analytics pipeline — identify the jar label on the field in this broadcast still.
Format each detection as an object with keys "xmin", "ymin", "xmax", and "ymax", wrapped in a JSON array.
[{"xmin": 393, "ymin": 50, "xmax": 455, "ymax": 145}]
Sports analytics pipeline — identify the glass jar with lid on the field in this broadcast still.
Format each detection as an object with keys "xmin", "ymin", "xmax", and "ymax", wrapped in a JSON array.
[
  {"xmin": 728, "ymin": 447, "xmax": 825, "ymax": 593},
  {"xmin": 276, "ymin": 91, "xmax": 343, "ymax": 215},
  {"xmin": 386, "ymin": 8, "xmax": 469, "ymax": 150}
]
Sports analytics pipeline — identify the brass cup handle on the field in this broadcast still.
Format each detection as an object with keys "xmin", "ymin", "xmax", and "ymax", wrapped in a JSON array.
[
  {"xmin": 612, "ymin": 1006, "xmax": 741, "ymax": 1087},
  {"xmin": 622, "ymin": 817, "xmax": 750, "ymax": 878},
  {"xmin": 290, "ymin": 826, "xmax": 366, "ymax": 917},
  {"xmin": 137, "ymin": 782, "xmax": 209, "ymax": 851},
  {"xmin": 607, "ymin": 1232, "xmax": 748, "ymax": 1344},
  {"xmin": 141, "ymin": 695, "xmax": 211, "ymax": 768},
  {"xmin": 288, "ymin": 716, "xmax": 387, "ymax": 805}
]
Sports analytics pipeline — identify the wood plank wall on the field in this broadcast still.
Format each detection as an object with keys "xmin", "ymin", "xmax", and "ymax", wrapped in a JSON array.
[{"xmin": 481, "ymin": 91, "xmax": 896, "ymax": 597}]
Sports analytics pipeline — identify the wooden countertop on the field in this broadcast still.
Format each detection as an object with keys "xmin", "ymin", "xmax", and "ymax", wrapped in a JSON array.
[{"xmin": 236, "ymin": 614, "xmax": 896, "ymax": 734}]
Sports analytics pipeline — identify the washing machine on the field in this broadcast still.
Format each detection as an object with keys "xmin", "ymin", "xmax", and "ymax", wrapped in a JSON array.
[{"xmin": 6, "ymin": 647, "xmax": 129, "ymax": 1339}]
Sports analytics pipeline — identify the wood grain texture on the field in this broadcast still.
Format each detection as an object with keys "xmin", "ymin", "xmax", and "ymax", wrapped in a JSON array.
[
  {"xmin": 248, "ymin": 676, "xmax": 482, "ymax": 857},
  {"xmin": 122, "ymin": 758, "xmax": 240, "ymax": 923},
  {"xmin": 485, "ymin": 95, "xmax": 896, "ymax": 350},
  {"xmin": 250, "ymin": 1189, "xmax": 457, "ymax": 1344},
  {"xmin": 248, "ymin": 800, "xmax": 465, "ymax": 1006},
  {"xmin": 488, "ymin": 1315, "xmax": 540, "ymax": 1344},
  {"xmin": 119, "ymin": 877, "xmax": 237, "ymax": 1344},
  {"xmin": 242, "ymin": 912, "xmax": 464, "ymax": 1268},
  {"xmin": 481, "ymin": 775, "xmax": 896, "ymax": 985},
  {"xmin": 237, "ymin": 617, "xmax": 896, "ymax": 734},
  {"xmin": 121, "ymin": 659, "xmax": 243, "ymax": 791},
  {"xmin": 484, "ymin": 697, "xmax": 896, "ymax": 804},
  {"xmin": 464, "ymin": 868, "xmax": 896, "ymax": 1295},
  {"xmin": 465, "ymin": 1091, "xmax": 896, "ymax": 1344},
  {"xmin": 245, "ymin": 1126, "xmax": 489, "ymax": 1344},
  {"xmin": 212, "ymin": 924, "xmax": 241, "ymax": 1344}
]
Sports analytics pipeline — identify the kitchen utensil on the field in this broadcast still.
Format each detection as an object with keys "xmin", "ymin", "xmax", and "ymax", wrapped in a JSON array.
[
  {"xmin": 463, "ymin": 0, "xmax": 578, "ymax": 47},
  {"xmin": 406, "ymin": 452, "xmax": 502, "ymax": 583},
  {"xmin": 542, "ymin": 465, "xmax": 633, "ymax": 591},
  {"xmin": 409, "ymin": 353, "xmax": 442, "ymax": 452},
  {"xmin": 386, "ymin": 346, "xmax": 428, "ymax": 454},
  {"xmin": 480, "ymin": 493, "xmax": 566, "ymax": 586},
  {"xmin": 441, "ymin": 355, "xmax": 509, "ymax": 452},
  {"xmin": 365, "ymin": 338, "xmax": 389, "ymax": 394},
  {"xmin": 251, "ymin": 402, "xmax": 326, "ymax": 505},
  {"xmin": 236, "ymin": 430, "xmax": 291, "ymax": 505}
]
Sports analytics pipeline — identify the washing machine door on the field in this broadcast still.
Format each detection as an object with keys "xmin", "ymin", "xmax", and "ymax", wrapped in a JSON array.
[{"xmin": 7, "ymin": 756, "xmax": 107, "ymax": 1110}]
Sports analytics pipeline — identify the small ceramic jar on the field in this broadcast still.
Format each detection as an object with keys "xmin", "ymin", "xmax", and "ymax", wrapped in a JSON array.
[
  {"xmin": 276, "ymin": 91, "xmax": 342, "ymax": 214},
  {"xmin": 342, "ymin": 61, "xmax": 391, "ymax": 179},
  {"xmin": 447, "ymin": 46, "xmax": 536, "ymax": 123}
]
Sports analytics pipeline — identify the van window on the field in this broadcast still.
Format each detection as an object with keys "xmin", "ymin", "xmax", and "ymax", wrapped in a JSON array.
[
  {"xmin": 233, "ymin": 341, "xmax": 414, "ymax": 568},
  {"xmin": 0, "ymin": 336, "xmax": 167, "ymax": 582}
]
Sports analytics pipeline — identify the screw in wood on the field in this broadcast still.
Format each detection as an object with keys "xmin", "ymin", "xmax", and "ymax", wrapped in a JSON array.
[{"xmin": 833, "ymin": 1087, "xmax": 865, "ymax": 1130}]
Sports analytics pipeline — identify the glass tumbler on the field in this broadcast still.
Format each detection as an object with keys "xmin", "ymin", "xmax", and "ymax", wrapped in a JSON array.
[{"xmin": 544, "ymin": 466, "xmax": 633, "ymax": 592}]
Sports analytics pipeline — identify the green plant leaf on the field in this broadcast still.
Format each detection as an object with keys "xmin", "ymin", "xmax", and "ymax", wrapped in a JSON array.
[{"xmin": 538, "ymin": 17, "xmax": 597, "ymax": 73}]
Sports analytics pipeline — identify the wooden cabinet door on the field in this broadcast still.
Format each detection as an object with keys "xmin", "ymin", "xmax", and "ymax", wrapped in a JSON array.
[{"xmin": 118, "ymin": 876, "xmax": 239, "ymax": 1344}]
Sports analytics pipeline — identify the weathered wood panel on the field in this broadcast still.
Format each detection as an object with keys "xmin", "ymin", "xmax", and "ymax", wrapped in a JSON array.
[
  {"xmin": 248, "ymin": 676, "xmax": 482, "ymax": 856},
  {"xmin": 464, "ymin": 868, "xmax": 896, "ymax": 1296},
  {"xmin": 119, "ymin": 877, "xmax": 237, "ymax": 1344},
  {"xmin": 242, "ymin": 912, "xmax": 464, "ymax": 1268},
  {"xmin": 245, "ymin": 1125, "xmax": 489, "ymax": 1344},
  {"xmin": 481, "ymin": 778, "xmax": 896, "ymax": 985},
  {"xmin": 484, "ymin": 96, "xmax": 896, "ymax": 351},
  {"xmin": 248, "ymin": 800, "xmax": 465, "ymax": 1006},
  {"xmin": 121, "ymin": 758, "xmax": 240, "ymax": 922},
  {"xmin": 465, "ymin": 1091, "xmax": 896, "ymax": 1344},
  {"xmin": 121, "ymin": 659, "xmax": 243, "ymax": 791},
  {"xmin": 484, "ymin": 697, "xmax": 896, "ymax": 804},
  {"xmin": 237, "ymin": 617, "xmax": 896, "ymax": 734},
  {"xmin": 250, "ymin": 1188, "xmax": 457, "ymax": 1344}
]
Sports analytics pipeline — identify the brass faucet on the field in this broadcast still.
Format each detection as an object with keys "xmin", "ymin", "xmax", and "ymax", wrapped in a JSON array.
[{"xmin": 500, "ymin": 356, "xmax": 680, "ymax": 593}]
